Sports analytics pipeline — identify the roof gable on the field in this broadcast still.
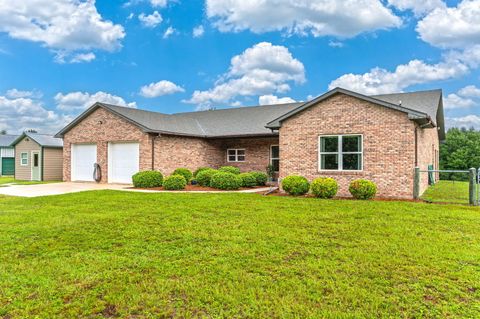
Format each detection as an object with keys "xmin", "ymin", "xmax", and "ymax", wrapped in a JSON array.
[
  {"xmin": 11, "ymin": 132, "xmax": 63, "ymax": 148},
  {"xmin": 266, "ymin": 88, "xmax": 432, "ymax": 129}
]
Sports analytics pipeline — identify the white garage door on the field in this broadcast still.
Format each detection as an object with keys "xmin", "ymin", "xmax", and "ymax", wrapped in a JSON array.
[
  {"xmin": 108, "ymin": 142, "xmax": 139, "ymax": 184},
  {"xmin": 71, "ymin": 144, "xmax": 97, "ymax": 182}
]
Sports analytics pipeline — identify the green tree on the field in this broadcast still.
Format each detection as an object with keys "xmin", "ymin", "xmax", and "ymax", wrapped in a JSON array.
[
  {"xmin": 440, "ymin": 128, "xmax": 480, "ymax": 180},
  {"xmin": 0, "ymin": 130, "xmax": 6, "ymax": 135}
]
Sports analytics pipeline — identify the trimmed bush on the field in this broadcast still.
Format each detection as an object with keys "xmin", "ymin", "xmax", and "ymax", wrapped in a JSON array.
[
  {"xmin": 349, "ymin": 179, "xmax": 377, "ymax": 200},
  {"xmin": 173, "ymin": 168, "xmax": 193, "ymax": 182},
  {"xmin": 193, "ymin": 167, "xmax": 210, "ymax": 177},
  {"xmin": 219, "ymin": 166, "xmax": 241, "ymax": 175},
  {"xmin": 210, "ymin": 172, "xmax": 242, "ymax": 190},
  {"xmin": 163, "ymin": 175, "xmax": 187, "ymax": 190},
  {"xmin": 196, "ymin": 169, "xmax": 218, "ymax": 187},
  {"xmin": 238, "ymin": 172, "xmax": 257, "ymax": 188},
  {"xmin": 310, "ymin": 177, "xmax": 338, "ymax": 199},
  {"xmin": 250, "ymin": 171, "xmax": 268, "ymax": 186},
  {"xmin": 132, "ymin": 171, "xmax": 163, "ymax": 188},
  {"xmin": 281, "ymin": 175, "xmax": 310, "ymax": 196}
]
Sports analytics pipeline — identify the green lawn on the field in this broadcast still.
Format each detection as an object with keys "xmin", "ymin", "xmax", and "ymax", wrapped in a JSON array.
[
  {"xmin": 0, "ymin": 176, "xmax": 61, "ymax": 186},
  {"xmin": 0, "ymin": 191, "xmax": 479, "ymax": 318},
  {"xmin": 421, "ymin": 180, "xmax": 470, "ymax": 204}
]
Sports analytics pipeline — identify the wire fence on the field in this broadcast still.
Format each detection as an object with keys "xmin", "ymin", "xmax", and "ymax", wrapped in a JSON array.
[{"xmin": 414, "ymin": 168, "xmax": 477, "ymax": 205}]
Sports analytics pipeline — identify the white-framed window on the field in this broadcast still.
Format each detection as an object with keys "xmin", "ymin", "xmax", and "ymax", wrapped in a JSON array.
[
  {"xmin": 227, "ymin": 149, "xmax": 245, "ymax": 162},
  {"xmin": 270, "ymin": 145, "xmax": 279, "ymax": 172},
  {"xmin": 20, "ymin": 152, "xmax": 28, "ymax": 166},
  {"xmin": 319, "ymin": 135, "xmax": 363, "ymax": 171}
]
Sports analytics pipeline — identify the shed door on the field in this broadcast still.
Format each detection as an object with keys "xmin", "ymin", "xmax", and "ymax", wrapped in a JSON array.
[
  {"xmin": 71, "ymin": 144, "xmax": 97, "ymax": 182},
  {"xmin": 108, "ymin": 142, "xmax": 139, "ymax": 184},
  {"xmin": 1, "ymin": 158, "xmax": 14, "ymax": 175}
]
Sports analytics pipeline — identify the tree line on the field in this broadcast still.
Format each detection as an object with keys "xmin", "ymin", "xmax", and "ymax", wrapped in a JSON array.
[{"xmin": 440, "ymin": 128, "xmax": 480, "ymax": 180}]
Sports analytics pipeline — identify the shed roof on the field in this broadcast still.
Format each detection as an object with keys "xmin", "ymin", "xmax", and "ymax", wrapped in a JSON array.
[
  {"xmin": 11, "ymin": 132, "xmax": 63, "ymax": 148},
  {"xmin": 0, "ymin": 135, "xmax": 19, "ymax": 147}
]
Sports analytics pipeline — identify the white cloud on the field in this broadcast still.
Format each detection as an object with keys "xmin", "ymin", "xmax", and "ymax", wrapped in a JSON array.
[
  {"xmin": 329, "ymin": 58, "xmax": 468, "ymax": 95},
  {"xmin": 0, "ymin": 0, "xmax": 125, "ymax": 60},
  {"xmin": 206, "ymin": 0, "xmax": 401, "ymax": 38},
  {"xmin": 69, "ymin": 52, "xmax": 96, "ymax": 63},
  {"xmin": 54, "ymin": 91, "xmax": 136, "ymax": 112},
  {"xmin": 184, "ymin": 42, "xmax": 305, "ymax": 109},
  {"xmin": 459, "ymin": 85, "xmax": 480, "ymax": 98},
  {"xmin": 193, "ymin": 25, "xmax": 205, "ymax": 38},
  {"xmin": 163, "ymin": 26, "xmax": 175, "ymax": 38},
  {"xmin": 446, "ymin": 115, "xmax": 480, "ymax": 129},
  {"xmin": 387, "ymin": 0, "xmax": 445, "ymax": 16},
  {"xmin": 140, "ymin": 80, "xmax": 185, "ymax": 98},
  {"xmin": 5, "ymin": 89, "xmax": 42, "ymax": 99},
  {"xmin": 0, "ymin": 95, "xmax": 71, "ymax": 134},
  {"xmin": 139, "ymin": 11, "xmax": 163, "ymax": 28},
  {"xmin": 259, "ymin": 95, "xmax": 296, "ymax": 105},
  {"xmin": 417, "ymin": 0, "xmax": 480, "ymax": 49},
  {"xmin": 328, "ymin": 41, "xmax": 344, "ymax": 48},
  {"xmin": 444, "ymin": 85, "xmax": 480, "ymax": 110},
  {"xmin": 150, "ymin": 0, "xmax": 168, "ymax": 7},
  {"xmin": 444, "ymin": 94, "xmax": 476, "ymax": 110}
]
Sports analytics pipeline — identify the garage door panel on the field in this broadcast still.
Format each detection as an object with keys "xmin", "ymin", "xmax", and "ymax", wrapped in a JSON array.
[
  {"xmin": 72, "ymin": 144, "xmax": 97, "ymax": 182},
  {"xmin": 109, "ymin": 143, "xmax": 139, "ymax": 184}
]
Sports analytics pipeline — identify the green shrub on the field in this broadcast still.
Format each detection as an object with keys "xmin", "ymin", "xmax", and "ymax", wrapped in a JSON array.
[
  {"xmin": 250, "ymin": 171, "xmax": 268, "ymax": 186},
  {"xmin": 349, "ymin": 179, "xmax": 377, "ymax": 200},
  {"xmin": 196, "ymin": 169, "xmax": 218, "ymax": 187},
  {"xmin": 193, "ymin": 167, "xmax": 210, "ymax": 177},
  {"xmin": 219, "ymin": 166, "xmax": 241, "ymax": 175},
  {"xmin": 238, "ymin": 173, "xmax": 257, "ymax": 188},
  {"xmin": 310, "ymin": 177, "xmax": 338, "ymax": 199},
  {"xmin": 281, "ymin": 175, "xmax": 310, "ymax": 196},
  {"xmin": 163, "ymin": 175, "xmax": 187, "ymax": 190},
  {"xmin": 173, "ymin": 168, "xmax": 193, "ymax": 182},
  {"xmin": 210, "ymin": 172, "xmax": 242, "ymax": 190},
  {"xmin": 132, "ymin": 171, "xmax": 163, "ymax": 188}
]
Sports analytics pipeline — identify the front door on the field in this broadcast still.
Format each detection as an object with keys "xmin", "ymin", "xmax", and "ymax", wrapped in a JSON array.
[{"xmin": 31, "ymin": 151, "xmax": 41, "ymax": 181}]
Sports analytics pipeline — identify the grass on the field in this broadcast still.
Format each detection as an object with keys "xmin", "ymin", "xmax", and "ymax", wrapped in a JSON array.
[
  {"xmin": 421, "ymin": 180, "xmax": 470, "ymax": 204},
  {"xmin": 0, "ymin": 191, "xmax": 479, "ymax": 318},
  {"xmin": 0, "ymin": 176, "xmax": 61, "ymax": 186}
]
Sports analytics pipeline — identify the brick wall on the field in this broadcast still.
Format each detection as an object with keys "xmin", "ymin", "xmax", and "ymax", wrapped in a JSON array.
[
  {"xmin": 279, "ymin": 93, "xmax": 419, "ymax": 198},
  {"xmin": 214, "ymin": 137, "xmax": 278, "ymax": 173},
  {"xmin": 63, "ymin": 107, "xmax": 277, "ymax": 181},
  {"xmin": 62, "ymin": 107, "xmax": 152, "ymax": 183},
  {"xmin": 153, "ymin": 135, "xmax": 224, "ymax": 175}
]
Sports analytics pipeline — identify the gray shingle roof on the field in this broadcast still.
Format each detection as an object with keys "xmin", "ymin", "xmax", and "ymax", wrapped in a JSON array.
[
  {"xmin": 0, "ymin": 135, "xmax": 19, "ymax": 147},
  {"xmin": 372, "ymin": 89, "xmax": 442, "ymax": 125},
  {"xmin": 11, "ymin": 132, "xmax": 63, "ymax": 148},
  {"xmin": 56, "ymin": 88, "xmax": 444, "ymax": 140}
]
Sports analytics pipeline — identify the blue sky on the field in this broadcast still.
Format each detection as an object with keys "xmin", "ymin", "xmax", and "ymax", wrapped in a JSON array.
[{"xmin": 0, "ymin": 0, "xmax": 479, "ymax": 134}]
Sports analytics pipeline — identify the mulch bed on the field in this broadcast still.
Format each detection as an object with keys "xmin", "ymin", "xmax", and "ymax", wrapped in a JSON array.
[
  {"xmin": 266, "ymin": 190, "xmax": 423, "ymax": 202},
  {"xmin": 132, "ymin": 184, "xmax": 270, "ymax": 192}
]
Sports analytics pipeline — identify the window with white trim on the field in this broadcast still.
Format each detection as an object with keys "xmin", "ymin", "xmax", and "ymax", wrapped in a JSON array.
[
  {"xmin": 319, "ymin": 135, "xmax": 362, "ymax": 171},
  {"xmin": 270, "ymin": 145, "xmax": 279, "ymax": 172},
  {"xmin": 20, "ymin": 152, "xmax": 28, "ymax": 166},
  {"xmin": 227, "ymin": 149, "xmax": 245, "ymax": 162}
]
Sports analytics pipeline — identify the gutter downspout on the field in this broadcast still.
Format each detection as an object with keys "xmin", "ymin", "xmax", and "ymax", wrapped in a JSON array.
[{"xmin": 151, "ymin": 133, "xmax": 160, "ymax": 170}]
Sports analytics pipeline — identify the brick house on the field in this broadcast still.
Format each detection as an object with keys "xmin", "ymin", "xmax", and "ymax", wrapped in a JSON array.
[{"xmin": 55, "ymin": 87, "xmax": 445, "ymax": 198}]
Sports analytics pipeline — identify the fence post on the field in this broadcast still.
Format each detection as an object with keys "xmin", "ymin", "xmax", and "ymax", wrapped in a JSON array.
[
  {"xmin": 413, "ymin": 167, "xmax": 420, "ymax": 200},
  {"xmin": 469, "ymin": 168, "xmax": 476, "ymax": 206}
]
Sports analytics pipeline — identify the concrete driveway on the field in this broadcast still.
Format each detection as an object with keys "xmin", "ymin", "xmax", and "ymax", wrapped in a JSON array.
[{"xmin": 0, "ymin": 182, "xmax": 130, "ymax": 197}]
